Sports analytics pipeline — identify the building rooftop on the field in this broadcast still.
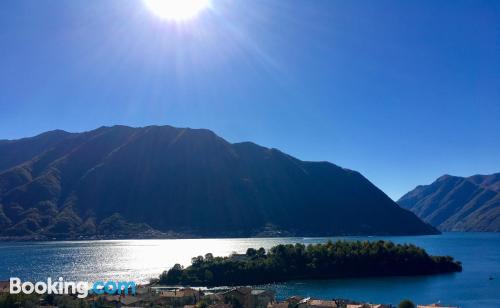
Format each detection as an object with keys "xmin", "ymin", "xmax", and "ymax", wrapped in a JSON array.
[{"xmin": 308, "ymin": 299, "xmax": 339, "ymax": 308}]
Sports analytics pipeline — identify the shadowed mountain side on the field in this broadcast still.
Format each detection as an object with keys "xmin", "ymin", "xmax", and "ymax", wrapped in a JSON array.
[
  {"xmin": 0, "ymin": 125, "xmax": 437, "ymax": 239},
  {"xmin": 399, "ymin": 173, "xmax": 500, "ymax": 231}
]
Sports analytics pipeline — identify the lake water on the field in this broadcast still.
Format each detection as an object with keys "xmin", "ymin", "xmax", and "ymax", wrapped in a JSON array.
[{"xmin": 0, "ymin": 233, "xmax": 499, "ymax": 307}]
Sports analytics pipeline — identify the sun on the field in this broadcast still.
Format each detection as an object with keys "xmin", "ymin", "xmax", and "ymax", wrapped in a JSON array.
[{"xmin": 143, "ymin": 0, "xmax": 211, "ymax": 21}]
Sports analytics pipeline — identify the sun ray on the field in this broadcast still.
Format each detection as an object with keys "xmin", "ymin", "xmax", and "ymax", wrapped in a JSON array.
[{"xmin": 143, "ymin": 0, "xmax": 210, "ymax": 21}]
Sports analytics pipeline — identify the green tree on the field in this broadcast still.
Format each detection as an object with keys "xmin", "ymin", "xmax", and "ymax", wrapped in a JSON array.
[
  {"xmin": 205, "ymin": 253, "xmax": 214, "ymax": 262},
  {"xmin": 246, "ymin": 248, "xmax": 257, "ymax": 257},
  {"xmin": 398, "ymin": 299, "xmax": 416, "ymax": 308},
  {"xmin": 191, "ymin": 255, "xmax": 204, "ymax": 265}
]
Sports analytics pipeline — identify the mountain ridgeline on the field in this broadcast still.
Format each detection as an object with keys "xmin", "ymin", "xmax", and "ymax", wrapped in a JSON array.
[
  {"xmin": 398, "ymin": 173, "xmax": 500, "ymax": 231},
  {"xmin": 0, "ymin": 125, "xmax": 437, "ymax": 239}
]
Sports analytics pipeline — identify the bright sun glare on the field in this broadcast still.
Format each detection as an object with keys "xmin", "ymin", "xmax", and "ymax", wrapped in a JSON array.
[{"xmin": 143, "ymin": 0, "xmax": 210, "ymax": 21}]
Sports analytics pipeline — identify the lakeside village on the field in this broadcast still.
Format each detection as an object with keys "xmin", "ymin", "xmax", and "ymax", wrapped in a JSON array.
[{"xmin": 0, "ymin": 282, "xmax": 459, "ymax": 308}]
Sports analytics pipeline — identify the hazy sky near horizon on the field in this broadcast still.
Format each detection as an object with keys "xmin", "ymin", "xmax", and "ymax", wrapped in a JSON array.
[{"xmin": 0, "ymin": 0, "xmax": 499, "ymax": 200}]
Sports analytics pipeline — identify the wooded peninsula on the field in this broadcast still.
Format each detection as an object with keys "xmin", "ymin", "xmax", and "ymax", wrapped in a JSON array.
[{"xmin": 159, "ymin": 240, "xmax": 462, "ymax": 286}]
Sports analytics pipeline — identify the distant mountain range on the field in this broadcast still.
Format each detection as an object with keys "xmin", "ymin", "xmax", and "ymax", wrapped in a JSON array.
[
  {"xmin": 398, "ymin": 173, "xmax": 500, "ymax": 231},
  {"xmin": 0, "ymin": 125, "xmax": 437, "ymax": 240}
]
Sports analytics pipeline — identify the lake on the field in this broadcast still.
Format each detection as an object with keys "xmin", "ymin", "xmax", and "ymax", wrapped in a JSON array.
[{"xmin": 0, "ymin": 232, "xmax": 499, "ymax": 307}]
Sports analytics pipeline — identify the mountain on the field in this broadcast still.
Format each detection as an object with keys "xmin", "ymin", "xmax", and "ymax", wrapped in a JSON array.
[
  {"xmin": 0, "ymin": 125, "xmax": 437, "ymax": 239},
  {"xmin": 398, "ymin": 173, "xmax": 500, "ymax": 231}
]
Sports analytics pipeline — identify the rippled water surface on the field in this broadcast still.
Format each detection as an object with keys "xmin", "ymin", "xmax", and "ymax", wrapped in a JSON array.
[{"xmin": 0, "ymin": 233, "xmax": 499, "ymax": 307}]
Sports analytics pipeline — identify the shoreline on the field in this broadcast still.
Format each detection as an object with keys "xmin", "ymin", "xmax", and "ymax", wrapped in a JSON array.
[{"xmin": 0, "ymin": 232, "xmax": 453, "ymax": 243}]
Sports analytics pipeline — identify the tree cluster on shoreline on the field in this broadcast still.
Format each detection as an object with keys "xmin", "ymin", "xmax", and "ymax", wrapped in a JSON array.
[{"xmin": 160, "ymin": 240, "xmax": 462, "ymax": 286}]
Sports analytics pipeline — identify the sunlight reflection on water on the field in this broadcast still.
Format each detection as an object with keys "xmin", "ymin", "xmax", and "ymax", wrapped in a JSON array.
[{"xmin": 1, "ymin": 238, "xmax": 297, "ymax": 283}]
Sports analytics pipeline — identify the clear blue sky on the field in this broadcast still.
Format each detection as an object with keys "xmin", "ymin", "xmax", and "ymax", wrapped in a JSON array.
[{"xmin": 1, "ymin": 0, "xmax": 499, "ymax": 200}]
